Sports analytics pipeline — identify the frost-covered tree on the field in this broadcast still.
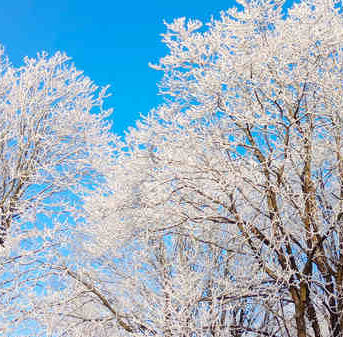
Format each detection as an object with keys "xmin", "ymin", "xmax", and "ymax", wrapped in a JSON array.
[
  {"xmin": 20, "ymin": 0, "xmax": 343, "ymax": 337},
  {"xmin": 0, "ymin": 49, "xmax": 115, "ymax": 335}
]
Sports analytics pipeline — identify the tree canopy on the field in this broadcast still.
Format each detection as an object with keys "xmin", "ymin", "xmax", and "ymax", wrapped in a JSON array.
[{"xmin": 3, "ymin": 1, "xmax": 343, "ymax": 337}]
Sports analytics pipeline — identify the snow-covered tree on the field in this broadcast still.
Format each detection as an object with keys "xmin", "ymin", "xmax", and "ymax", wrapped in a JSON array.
[
  {"xmin": 0, "ymin": 49, "xmax": 115, "ymax": 335},
  {"xmin": 50, "ymin": 1, "xmax": 343, "ymax": 336}
]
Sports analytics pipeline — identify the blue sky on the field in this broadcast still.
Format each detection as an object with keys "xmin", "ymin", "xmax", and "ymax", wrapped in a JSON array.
[
  {"xmin": 0, "ymin": 0, "xmax": 242, "ymax": 135},
  {"xmin": 0, "ymin": 0, "xmax": 297, "ymax": 136}
]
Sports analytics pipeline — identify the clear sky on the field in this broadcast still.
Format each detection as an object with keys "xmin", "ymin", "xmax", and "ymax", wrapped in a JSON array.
[{"xmin": 0, "ymin": 0, "xmax": 242, "ymax": 135}]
